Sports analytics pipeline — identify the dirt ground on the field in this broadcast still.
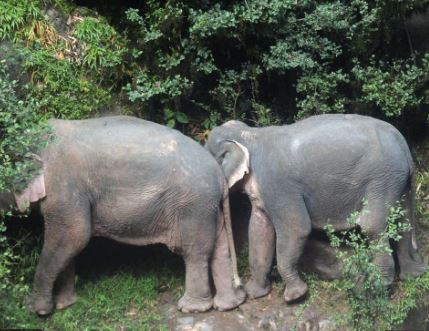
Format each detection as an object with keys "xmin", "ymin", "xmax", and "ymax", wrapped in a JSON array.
[
  {"xmin": 159, "ymin": 286, "xmax": 429, "ymax": 331},
  {"xmin": 159, "ymin": 287, "xmax": 327, "ymax": 331}
]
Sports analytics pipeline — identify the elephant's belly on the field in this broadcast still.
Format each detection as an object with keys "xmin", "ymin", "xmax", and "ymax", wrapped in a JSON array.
[
  {"xmin": 95, "ymin": 230, "xmax": 180, "ymax": 252},
  {"xmin": 91, "ymin": 199, "xmax": 181, "ymax": 252},
  {"xmin": 92, "ymin": 219, "xmax": 181, "ymax": 252},
  {"xmin": 305, "ymin": 189, "xmax": 366, "ymax": 231}
]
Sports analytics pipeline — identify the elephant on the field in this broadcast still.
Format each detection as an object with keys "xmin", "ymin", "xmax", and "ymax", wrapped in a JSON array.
[
  {"xmin": 205, "ymin": 114, "xmax": 427, "ymax": 303},
  {"xmin": 3, "ymin": 116, "xmax": 246, "ymax": 316}
]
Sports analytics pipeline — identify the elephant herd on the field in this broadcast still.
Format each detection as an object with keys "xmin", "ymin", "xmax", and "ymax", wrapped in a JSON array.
[{"xmin": 5, "ymin": 114, "xmax": 428, "ymax": 316}]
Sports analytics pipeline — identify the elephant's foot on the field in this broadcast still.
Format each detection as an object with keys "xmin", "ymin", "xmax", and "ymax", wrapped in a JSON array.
[
  {"xmin": 374, "ymin": 255, "xmax": 395, "ymax": 286},
  {"xmin": 284, "ymin": 278, "xmax": 308, "ymax": 302},
  {"xmin": 399, "ymin": 259, "xmax": 428, "ymax": 280},
  {"xmin": 29, "ymin": 295, "xmax": 54, "ymax": 317},
  {"xmin": 214, "ymin": 287, "xmax": 246, "ymax": 311},
  {"xmin": 244, "ymin": 278, "xmax": 271, "ymax": 299},
  {"xmin": 178, "ymin": 293, "xmax": 213, "ymax": 313},
  {"xmin": 55, "ymin": 293, "xmax": 78, "ymax": 310}
]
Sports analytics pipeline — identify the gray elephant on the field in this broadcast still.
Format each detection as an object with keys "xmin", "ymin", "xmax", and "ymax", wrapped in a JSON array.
[
  {"xmin": 3, "ymin": 116, "xmax": 245, "ymax": 316},
  {"xmin": 205, "ymin": 114, "xmax": 427, "ymax": 303}
]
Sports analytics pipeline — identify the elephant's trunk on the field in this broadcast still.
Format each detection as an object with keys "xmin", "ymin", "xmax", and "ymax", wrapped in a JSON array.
[{"xmin": 223, "ymin": 183, "xmax": 242, "ymax": 288}]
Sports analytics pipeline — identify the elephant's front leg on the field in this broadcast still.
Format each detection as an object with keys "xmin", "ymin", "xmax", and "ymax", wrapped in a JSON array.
[
  {"xmin": 178, "ymin": 254, "xmax": 213, "ymax": 313},
  {"xmin": 245, "ymin": 208, "xmax": 275, "ymax": 299},
  {"xmin": 274, "ymin": 199, "xmax": 311, "ymax": 302},
  {"xmin": 31, "ymin": 201, "xmax": 91, "ymax": 316},
  {"xmin": 54, "ymin": 261, "xmax": 78, "ymax": 310}
]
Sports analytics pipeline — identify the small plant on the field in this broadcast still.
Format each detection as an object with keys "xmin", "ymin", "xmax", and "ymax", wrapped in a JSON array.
[
  {"xmin": 325, "ymin": 202, "xmax": 411, "ymax": 330},
  {"xmin": 73, "ymin": 17, "xmax": 126, "ymax": 72},
  {"xmin": 0, "ymin": 0, "xmax": 41, "ymax": 41},
  {"xmin": 23, "ymin": 48, "xmax": 110, "ymax": 119},
  {"xmin": 164, "ymin": 108, "xmax": 189, "ymax": 128}
]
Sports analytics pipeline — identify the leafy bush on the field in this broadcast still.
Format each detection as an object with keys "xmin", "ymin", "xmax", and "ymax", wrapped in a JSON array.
[
  {"xmin": 0, "ymin": 60, "xmax": 50, "ymax": 191},
  {"xmin": 73, "ymin": 16, "xmax": 126, "ymax": 74},
  {"xmin": 0, "ymin": 59, "xmax": 49, "ymax": 319},
  {"xmin": 0, "ymin": 0, "xmax": 41, "ymax": 41},
  {"xmin": 325, "ymin": 203, "xmax": 415, "ymax": 330},
  {"xmin": 123, "ymin": 0, "xmax": 429, "ymax": 131},
  {"xmin": 23, "ymin": 48, "xmax": 110, "ymax": 119}
]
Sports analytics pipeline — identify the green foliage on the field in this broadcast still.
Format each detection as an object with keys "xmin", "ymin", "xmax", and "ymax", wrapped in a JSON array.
[
  {"xmin": 164, "ymin": 108, "xmax": 189, "ymax": 128},
  {"xmin": 23, "ymin": 48, "xmax": 110, "ymax": 119},
  {"xmin": 325, "ymin": 203, "xmax": 414, "ymax": 330},
  {"xmin": 0, "ymin": 223, "xmax": 40, "ymax": 327},
  {"xmin": 296, "ymin": 70, "xmax": 349, "ymax": 118},
  {"xmin": 3, "ymin": 0, "xmax": 429, "ymax": 130},
  {"xmin": 0, "ymin": 60, "xmax": 49, "ymax": 322},
  {"xmin": 127, "ymin": 72, "xmax": 192, "ymax": 104},
  {"xmin": 0, "ymin": 60, "xmax": 49, "ymax": 191},
  {"xmin": 123, "ymin": 0, "xmax": 429, "ymax": 131},
  {"xmin": 73, "ymin": 17, "xmax": 126, "ymax": 72},
  {"xmin": 0, "ymin": 232, "xmax": 181, "ymax": 330},
  {"xmin": 0, "ymin": 0, "xmax": 41, "ymax": 41},
  {"xmin": 0, "ymin": 0, "xmax": 126, "ymax": 121},
  {"xmin": 352, "ymin": 56, "xmax": 429, "ymax": 117}
]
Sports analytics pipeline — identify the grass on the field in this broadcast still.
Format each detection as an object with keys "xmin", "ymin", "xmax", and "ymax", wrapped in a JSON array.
[{"xmin": 0, "ymin": 221, "xmax": 184, "ymax": 331}]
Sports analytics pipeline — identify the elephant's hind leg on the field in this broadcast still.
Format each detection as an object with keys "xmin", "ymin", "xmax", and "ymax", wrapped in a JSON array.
[
  {"xmin": 396, "ymin": 230, "xmax": 427, "ymax": 279},
  {"xmin": 274, "ymin": 197, "xmax": 311, "ymax": 302},
  {"xmin": 396, "ymin": 186, "xmax": 427, "ymax": 279},
  {"xmin": 177, "ymin": 254, "xmax": 213, "ymax": 313},
  {"xmin": 31, "ymin": 200, "xmax": 91, "ymax": 316},
  {"xmin": 358, "ymin": 196, "xmax": 396, "ymax": 285},
  {"xmin": 177, "ymin": 211, "xmax": 215, "ymax": 313},
  {"xmin": 212, "ymin": 211, "xmax": 246, "ymax": 311},
  {"xmin": 245, "ymin": 208, "xmax": 275, "ymax": 299}
]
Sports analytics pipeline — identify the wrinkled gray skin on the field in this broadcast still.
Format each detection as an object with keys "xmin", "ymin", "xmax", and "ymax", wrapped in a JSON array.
[
  {"xmin": 4, "ymin": 116, "xmax": 245, "ymax": 316},
  {"xmin": 206, "ymin": 114, "xmax": 427, "ymax": 303}
]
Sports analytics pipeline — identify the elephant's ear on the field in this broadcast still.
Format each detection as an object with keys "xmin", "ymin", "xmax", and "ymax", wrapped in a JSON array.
[
  {"xmin": 14, "ymin": 173, "xmax": 46, "ymax": 212},
  {"xmin": 219, "ymin": 140, "xmax": 250, "ymax": 188}
]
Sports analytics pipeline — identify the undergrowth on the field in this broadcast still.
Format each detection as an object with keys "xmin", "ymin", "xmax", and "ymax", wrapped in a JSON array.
[{"xmin": 0, "ymin": 227, "xmax": 183, "ymax": 331}]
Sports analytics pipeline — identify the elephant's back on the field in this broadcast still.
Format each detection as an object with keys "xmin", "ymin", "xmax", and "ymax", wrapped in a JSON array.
[
  {"xmin": 262, "ymin": 114, "xmax": 412, "ymax": 228},
  {"xmin": 272, "ymin": 114, "xmax": 407, "ymax": 159},
  {"xmin": 45, "ymin": 116, "xmax": 224, "ymax": 199},
  {"xmin": 289, "ymin": 114, "xmax": 405, "ymax": 145}
]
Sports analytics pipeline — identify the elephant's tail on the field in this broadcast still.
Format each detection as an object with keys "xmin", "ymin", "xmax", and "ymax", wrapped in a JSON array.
[
  {"xmin": 222, "ymin": 184, "xmax": 242, "ymax": 288},
  {"xmin": 404, "ymin": 165, "xmax": 420, "ymax": 255}
]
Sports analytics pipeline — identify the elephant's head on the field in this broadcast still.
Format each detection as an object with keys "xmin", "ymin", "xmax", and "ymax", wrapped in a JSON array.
[{"xmin": 206, "ymin": 120, "xmax": 251, "ymax": 189}]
